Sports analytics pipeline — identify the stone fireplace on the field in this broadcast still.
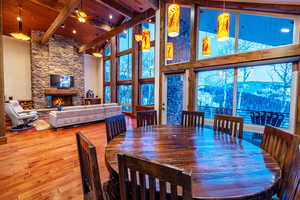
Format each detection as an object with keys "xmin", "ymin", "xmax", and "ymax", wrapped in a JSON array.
[{"xmin": 31, "ymin": 31, "xmax": 85, "ymax": 109}]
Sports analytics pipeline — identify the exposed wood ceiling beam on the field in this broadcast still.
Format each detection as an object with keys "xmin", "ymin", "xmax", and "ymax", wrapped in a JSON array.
[
  {"xmin": 194, "ymin": 0, "xmax": 300, "ymax": 15},
  {"xmin": 40, "ymin": 0, "xmax": 81, "ymax": 43},
  {"xmin": 79, "ymin": 9, "xmax": 155, "ymax": 53},
  {"xmin": 94, "ymin": 0, "xmax": 135, "ymax": 18},
  {"xmin": 143, "ymin": 0, "xmax": 159, "ymax": 10}
]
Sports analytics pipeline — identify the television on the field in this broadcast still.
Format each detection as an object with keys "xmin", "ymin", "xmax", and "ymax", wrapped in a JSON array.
[{"xmin": 50, "ymin": 74, "xmax": 74, "ymax": 88}]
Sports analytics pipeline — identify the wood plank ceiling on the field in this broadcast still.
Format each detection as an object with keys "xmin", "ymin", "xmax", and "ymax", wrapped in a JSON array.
[{"xmin": 3, "ymin": 0, "xmax": 153, "ymax": 47}]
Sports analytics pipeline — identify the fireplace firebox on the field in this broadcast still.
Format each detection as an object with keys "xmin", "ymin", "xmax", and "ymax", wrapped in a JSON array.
[{"xmin": 46, "ymin": 95, "xmax": 73, "ymax": 107}]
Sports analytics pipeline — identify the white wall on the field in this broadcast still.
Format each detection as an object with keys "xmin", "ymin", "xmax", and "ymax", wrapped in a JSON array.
[
  {"xmin": 3, "ymin": 36, "xmax": 31, "ymax": 100},
  {"xmin": 83, "ymin": 54, "xmax": 101, "ymax": 97}
]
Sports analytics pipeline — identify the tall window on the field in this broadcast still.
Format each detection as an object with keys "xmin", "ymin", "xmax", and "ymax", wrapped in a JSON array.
[
  {"xmin": 104, "ymin": 86, "xmax": 111, "ymax": 103},
  {"xmin": 197, "ymin": 9, "xmax": 294, "ymax": 59},
  {"xmin": 166, "ymin": 6, "xmax": 191, "ymax": 64},
  {"xmin": 238, "ymin": 14, "xmax": 294, "ymax": 53},
  {"xmin": 236, "ymin": 63, "xmax": 292, "ymax": 128},
  {"xmin": 196, "ymin": 69, "xmax": 234, "ymax": 118},
  {"xmin": 139, "ymin": 22, "xmax": 155, "ymax": 106},
  {"xmin": 104, "ymin": 45, "xmax": 111, "ymax": 56},
  {"xmin": 198, "ymin": 9, "xmax": 236, "ymax": 60},
  {"xmin": 118, "ymin": 54, "xmax": 132, "ymax": 80},
  {"xmin": 118, "ymin": 28, "xmax": 132, "ymax": 52},
  {"xmin": 196, "ymin": 62, "xmax": 293, "ymax": 128},
  {"xmin": 104, "ymin": 60, "xmax": 110, "ymax": 82},
  {"xmin": 118, "ymin": 85, "xmax": 132, "ymax": 112}
]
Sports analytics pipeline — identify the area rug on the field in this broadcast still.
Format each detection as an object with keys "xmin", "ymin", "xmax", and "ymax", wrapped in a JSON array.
[{"xmin": 13, "ymin": 119, "xmax": 51, "ymax": 134}]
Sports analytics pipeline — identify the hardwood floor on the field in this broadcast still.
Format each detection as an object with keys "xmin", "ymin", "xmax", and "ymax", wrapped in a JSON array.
[{"xmin": 0, "ymin": 116, "xmax": 136, "ymax": 200}]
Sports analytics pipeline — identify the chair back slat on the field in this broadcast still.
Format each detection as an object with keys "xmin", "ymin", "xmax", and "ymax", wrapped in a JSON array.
[
  {"xmin": 105, "ymin": 114, "xmax": 127, "ymax": 143},
  {"xmin": 262, "ymin": 126, "xmax": 299, "ymax": 174},
  {"xmin": 76, "ymin": 132, "xmax": 104, "ymax": 200},
  {"xmin": 118, "ymin": 154, "xmax": 192, "ymax": 200},
  {"xmin": 280, "ymin": 150, "xmax": 300, "ymax": 200},
  {"xmin": 181, "ymin": 111, "xmax": 205, "ymax": 128},
  {"xmin": 136, "ymin": 110, "xmax": 158, "ymax": 128},
  {"xmin": 213, "ymin": 114, "xmax": 244, "ymax": 139}
]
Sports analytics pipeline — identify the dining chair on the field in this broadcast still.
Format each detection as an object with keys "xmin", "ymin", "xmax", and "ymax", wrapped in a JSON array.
[
  {"xmin": 213, "ymin": 114, "xmax": 244, "ymax": 139},
  {"xmin": 105, "ymin": 114, "xmax": 127, "ymax": 143},
  {"xmin": 181, "ymin": 110, "xmax": 205, "ymax": 128},
  {"xmin": 136, "ymin": 110, "xmax": 157, "ymax": 128},
  {"xmin": 76, "ymin": 132, "xmax": 108, "ymax": 200},
  {"xmin": 118, "ymin": 153, "xmax": 193, "ymax": 200},
  {"xmin": 276, "ymin": 150, "xmax": 300, "ymax": 200},
  {"xmin": 261, "ymin": 126, "xmax": 300, "ymax": 176}
]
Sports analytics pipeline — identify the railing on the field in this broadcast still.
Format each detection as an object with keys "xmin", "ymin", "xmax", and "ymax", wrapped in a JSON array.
[{"xmin": 197, "ymin": 106, "xmax": 290, "ymax": 128}]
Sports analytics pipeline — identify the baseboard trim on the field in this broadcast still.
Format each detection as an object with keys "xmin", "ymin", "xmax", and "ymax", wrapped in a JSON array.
[{"xmin": 0, "ymin": 136, "xmax": 7, "ymax": 145}]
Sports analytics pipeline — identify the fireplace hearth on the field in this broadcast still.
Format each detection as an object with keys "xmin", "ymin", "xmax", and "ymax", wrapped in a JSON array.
[{"xmin": 46, "ymin": 95, "xmax": 73, "ymax": 107}]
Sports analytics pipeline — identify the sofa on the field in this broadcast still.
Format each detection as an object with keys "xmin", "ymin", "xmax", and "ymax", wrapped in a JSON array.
[{"xmin": 49, "ymin": 103, "xmax": 122, "ymax": 128}]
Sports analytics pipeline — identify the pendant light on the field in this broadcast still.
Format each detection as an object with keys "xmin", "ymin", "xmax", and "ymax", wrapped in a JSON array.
[
  {"xmin": 92, "ymin": 47, "xmax": 102, "ymax": 58},
  {"xmin": 166, "ymin": 42, "xmax": 174, "ymax": 60},
  {"xmin": 202, "ymin": 36, "xmax": 211, "ymax": 56},
  {"xmin": 142, "ymin": 29, "xmax": 150, "ymax": 52},
  {"xmin": 10, "ymin": 7, "xmax": 30, "ymax": 41},
  {"xmin": 167, "ymin": 3, "xmax": 180, "ymax": 37},
  {"xmin": 75, "ymin": 0, "xmax": 87, "ymax": 23},
  {"xmin": 217, "ymin": 0, "xmax": 230, "ymax": 42}
]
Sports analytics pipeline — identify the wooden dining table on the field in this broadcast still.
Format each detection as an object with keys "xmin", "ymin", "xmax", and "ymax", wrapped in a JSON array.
[{"xmin": 105, "ymin": 125, "xmax": 281, "ymax": 199}]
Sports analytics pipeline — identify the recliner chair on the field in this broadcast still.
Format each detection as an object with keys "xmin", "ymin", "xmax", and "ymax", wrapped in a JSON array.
[{"xmin": 4, "ymin": 100, "xmax": 38, "ymax": 131}]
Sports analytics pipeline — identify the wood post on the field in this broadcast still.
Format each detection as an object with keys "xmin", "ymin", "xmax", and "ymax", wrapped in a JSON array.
[
  {"xmin": 0, "ymin": 0, "xmax": 7, "ymax": 144},
  {"xmin": 110, "ymin": 36, "xmax": 117, "ymax": 103}
]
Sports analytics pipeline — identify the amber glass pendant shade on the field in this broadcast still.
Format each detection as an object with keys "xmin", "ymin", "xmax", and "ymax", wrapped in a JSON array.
[
  {"xmin": 168, "ymin": 4, "xmax": 180, "ymax": 38},
  {"xmin": 142, "ymin": 30, "xmax": 150, "ymax": 52},
  {"xmin": 92, "ymin": 52, "xmax": 102, "ymax": 58},
  {"xmin": 135, "ymin": 34, "xmax": 142, "ymax": 41},
  {"xmin": 217, "ymin": 13, "xmax": 230, "ymax": 42},
  {"xmin": 202, "ymin": 37, "xmax": 211, "ymax": 56},
  {"xmin": 166, "ymin": 42, "xmax": 174, "ymax": 60},
  {"xmin": 76, "ymin": 10, "xmax": 87, "ymax": 23}
]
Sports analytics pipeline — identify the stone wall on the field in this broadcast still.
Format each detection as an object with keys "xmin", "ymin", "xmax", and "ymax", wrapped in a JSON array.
[{"xmin": 31, "ymin": 31, "xmax": 84, "ymax": 108}]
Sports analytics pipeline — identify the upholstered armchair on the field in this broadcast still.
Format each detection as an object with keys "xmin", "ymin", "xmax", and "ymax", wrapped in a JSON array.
[{"xmin": 4, "ymin": 100, "xmax": 38, "ymax": 130}]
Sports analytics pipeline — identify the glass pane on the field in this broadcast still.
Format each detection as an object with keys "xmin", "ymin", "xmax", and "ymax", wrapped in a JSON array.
[
  {"xmin": 142, "ymin": 22, "xmax": 155, "ymax": 41},
  {"xmin": 166, "ymin": 75, "xmax": 184, "ymax": 125},
  {"xmin": 238, "ymin": 14, "xmax": 294, "ymax": 53},
  {"xmin": 118, "ymin": 54, "xmax": 132, "ymax": 80},
  {"xmin": 198, "ymin": 9, "xmax": 236, "ymax": 60},
  {"xmin": 141, "ymin": 83, "xmax": 154, "ymax": 105},
  {"xmin": 104, "ymin": 45, "xmax": 111, "ymax": 56},
  {"xmin": 166, "ymin": 6, "xmax": 191, "ymax": 65},
  {"xmin": 196, "ymin": 69, "xmax": 234, "ymax": 118},
  {"xmin": 104, "ymin": 86, "xmax": 111, "ymax": 103},
  {"xmin": 141, "ymin": 46, "xmax": 155, "ymax": 78},
  {"xmin": 118, "ymin": 85, "xmax": 132, "ymax": 112},
  {"xmin": 236, "ymin": 63, "xmax": 292, "ymax": 128},
  {"xmin": 118, "ymin": 28, "xmax": 132, "ymax": 52},
  {"xmin": 104, "ymin": 60, "xmax": 110, "ymax": 82}
]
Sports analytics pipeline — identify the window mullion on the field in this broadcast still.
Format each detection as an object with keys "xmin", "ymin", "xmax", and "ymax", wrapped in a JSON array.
[
  {"xmin": 232, "ymin": 68, "xmax": 238, "ymax": 116},
  {"xmin": 234, "ymin": 12, "xmax": 240, "ymax": 53}
]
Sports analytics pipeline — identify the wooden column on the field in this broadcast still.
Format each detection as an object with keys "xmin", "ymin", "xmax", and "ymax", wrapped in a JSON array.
[
  {"xmin": 296, "ymin": 61, "xmax": 300, "ymax": 135},
  {"xmin": 0, "ymin": 0, "xmax": 6, "ymax": 144},
  {"xmin": 158, "ymin": 1, "xmax": 166, "ymax": 124},
  {"xmin": 110, "ymin": 36, "xmax": 117, "ymax": 102},
  {"xmin": 132, "ymin": 25, "xmax": 140, "ymax": 115},
  {"xmin": 187, "ymin": 4, "xmax": 197, "ymax": 111}
]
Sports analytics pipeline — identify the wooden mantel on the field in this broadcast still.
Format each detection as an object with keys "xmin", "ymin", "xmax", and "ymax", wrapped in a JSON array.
[{"xmin": 44, "ymin": 88, "xmax": 79, "ymax": 95}]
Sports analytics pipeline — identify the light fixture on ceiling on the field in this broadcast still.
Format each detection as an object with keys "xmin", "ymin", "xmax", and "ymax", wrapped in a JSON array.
[
  {"xmin": 109, "ymin": 14, "xmax": 113, "ymax": 20},
  {"xmin": 166, "ymin": 42, "xmax": 174, "ymax": 60},
  {"xmin": 217, "ymin": 0, "xmax": 230, "ymax": 42},
  {"xmin": 142, "ymin": 29, "xmax": 150, "ymax": 52},
  {"xmin": 281, "ymin": 28, "xmax": 290, "ymax": 33},
  {"xmin": 92, "ymin": 52, "xmax": 103, "ymax": 58},
  {"xmin": 72, "ymin": 29, "xmax": 77, "ymax": 34},
  {"xmin": 202, "ymin": 36, "xmax": 211, "ymax": 56},
  {"xmin": 60, "ymin": 24, "xmax": 65, "ymax": 29},
  {"xmin": 167, "ymin": 3, "xmax": 180, "ymax": 37},
  {"xmin": 75, "ymin": 0, "xmax": 87, "ymax": 23},
  {"xmin": 10, "ymin": 7, "xmax": 31, "ymax": 41}
]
